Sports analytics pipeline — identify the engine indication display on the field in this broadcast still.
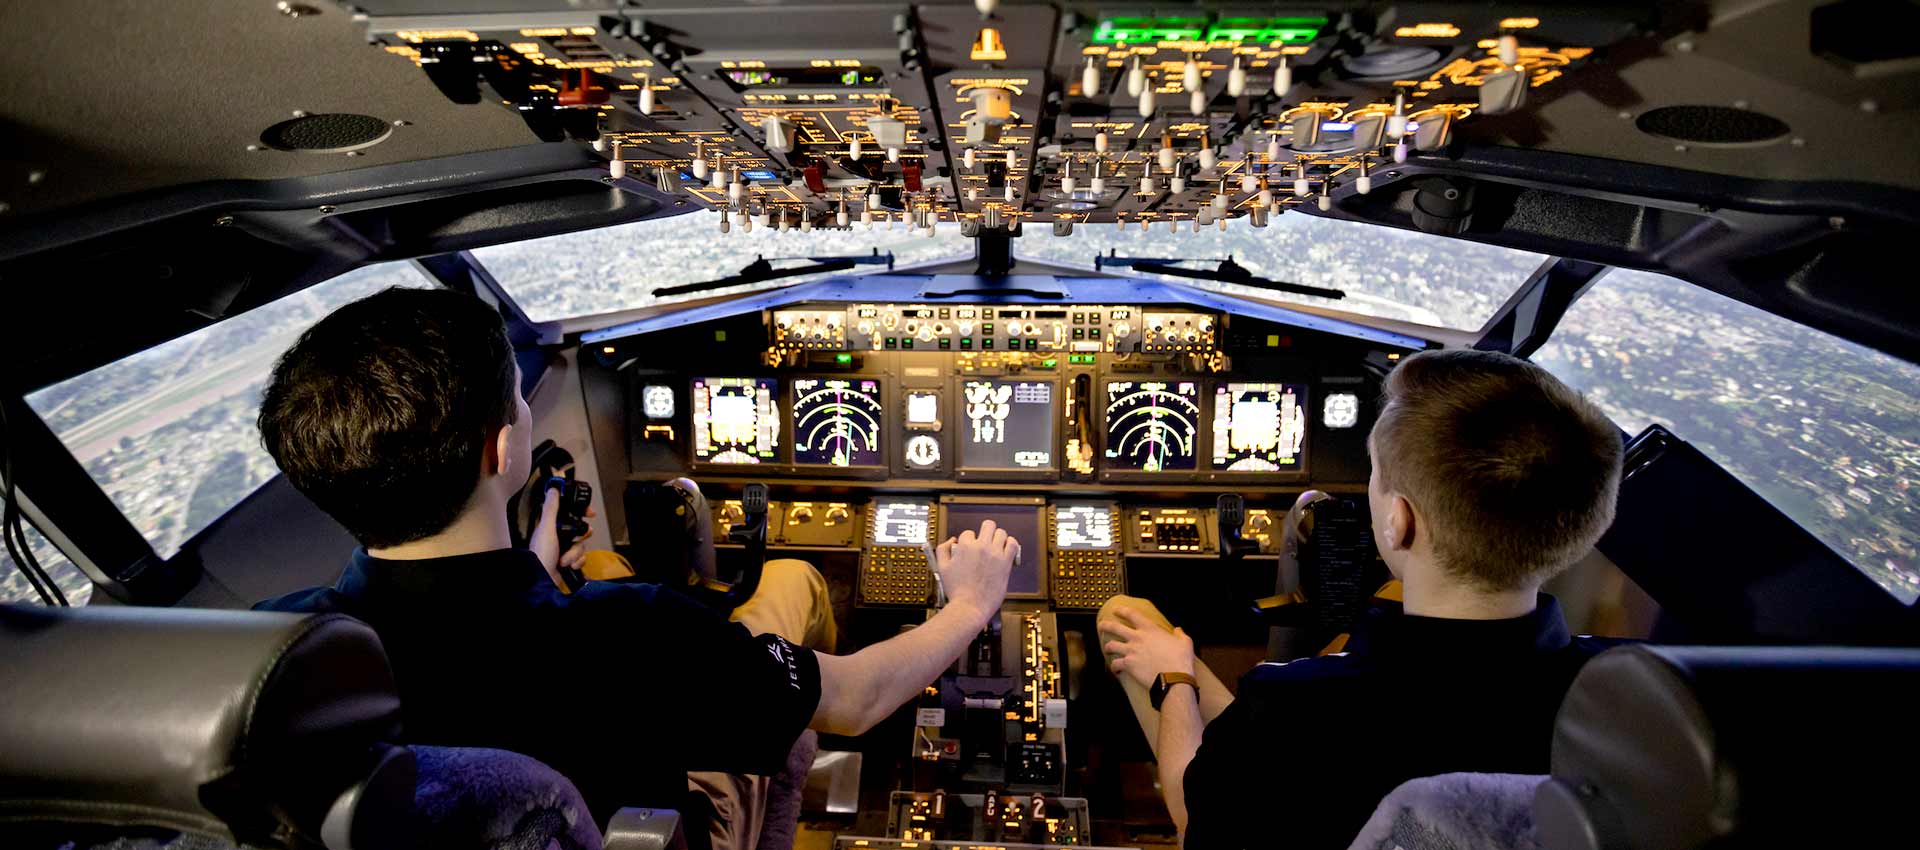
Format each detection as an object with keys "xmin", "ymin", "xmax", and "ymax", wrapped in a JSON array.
[
  {"xmin": 1054, "ymin": 503, "xmax": 1116, "ymax": 550},
  {"xmin": 960, "ymin": 380, "xmax": 1055, "ymax": 470},
  {"xmin": 1212, "ymin": 382, "xmax": 1308, "ymax": 472},
  {"xmin": 1103, "ymin": 381, "xmax": 1200, "ymax": 471},
  {"xmin": 693, "ymin": 377, "xmax": 779, "ymax": 464},
  {"xmin": 792, "ymin": 378, "xmax": 884, "ymax": 467}
]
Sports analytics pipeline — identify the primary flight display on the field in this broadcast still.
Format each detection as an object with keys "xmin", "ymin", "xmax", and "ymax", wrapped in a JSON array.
[
  {"xmin": 1212, "ymin": 382, "xmax": 1309, "ymax": 471},
  {"xmin": 693, "ymin": 377, "xmax": 779, "ymax": 464}
]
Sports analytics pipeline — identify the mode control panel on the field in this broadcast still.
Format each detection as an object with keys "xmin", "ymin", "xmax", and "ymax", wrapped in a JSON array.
[{"xmin": 770, "ymin": 304, "xmax": 1217, "ymax": 356}]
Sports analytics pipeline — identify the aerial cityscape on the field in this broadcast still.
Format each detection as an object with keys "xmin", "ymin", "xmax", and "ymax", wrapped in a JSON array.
[{"xmin": 5, "ymin": 211, "xmax": 1915, "ymax": 606}]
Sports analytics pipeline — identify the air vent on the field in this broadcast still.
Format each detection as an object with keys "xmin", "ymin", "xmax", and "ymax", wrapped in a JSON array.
[
  {"xmin": 1635, "ymin": 105, "xmax": 1790, "ymax": 146},
  {"xmin": 259, "ymin": 113, "xmax": 393, "ymax": 153}
]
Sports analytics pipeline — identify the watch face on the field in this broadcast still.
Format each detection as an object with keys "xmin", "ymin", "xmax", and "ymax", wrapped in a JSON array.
[
  {"xmin": 643, "ymin": 384, "xmax": 676, "ymax": 419},
  {"xmin": 1323, "ymin": 392, "xmax": 1359, "ymax": 429}
]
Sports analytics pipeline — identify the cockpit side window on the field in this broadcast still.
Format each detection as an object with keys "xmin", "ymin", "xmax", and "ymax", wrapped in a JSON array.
[
  {"xmin": 1, "ymin": 521, "xmax": 86, "ymax": 606},
  {"xmin": 17, "ymin": 262, "xmax": 436, "ymax": 573},
  {"xmin": 1534, "ymin": 269, "xmax": 1920, "ymax": 604}
]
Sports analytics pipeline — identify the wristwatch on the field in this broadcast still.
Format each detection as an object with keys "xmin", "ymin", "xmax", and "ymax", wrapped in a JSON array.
[{"xmin": 1150, "ymin": 671, "xmax": 1199, "ymax": 711}]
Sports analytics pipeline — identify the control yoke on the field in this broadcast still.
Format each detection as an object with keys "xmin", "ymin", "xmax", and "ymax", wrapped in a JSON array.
[
  {"xmin": 720, "ymin": 483, "xmax": 770, "ymax": 609},
  {"xmin": 1216, "ymin": 493, "xmax": 1261, "ymax": 560}
]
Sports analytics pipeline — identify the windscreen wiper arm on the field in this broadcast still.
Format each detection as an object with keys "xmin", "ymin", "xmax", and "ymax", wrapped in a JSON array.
[
  {"xmin": 1094, "ymin": 253, "xmax": 1346, "ymax": 300},
  {"xmin": 651, "ymin": 249, "xmax": 895, "ymax": 297}
]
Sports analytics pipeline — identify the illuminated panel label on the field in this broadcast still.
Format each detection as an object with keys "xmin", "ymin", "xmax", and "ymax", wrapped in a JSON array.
[
  {"xmin": 961, "ymin": 380, "xmax": 1055, "ymax": 470},
  {"xmin": 1103, "ymin": 381, "xmax": 1200, "ymax": 471},
  {"xmin": 693, "ymin": 377, "xmax": 778, "ymax": 464},
  {"xmin": 1211, "ymin": 382, "xmax": 1308, "ymax": 471},
  {"xmin": 792, "ymin": 378, "xmax": 883, "ymax": 467},
  {"xmin": 1091, "ymin": 17, "xmax": 1207, "ymax": 43},
  {"xmin": 871, "ymin": 500, "xmax": 932, "ymax": 546},
  {"xmin": 1055, "ymin": 504, "xmax": 1115, "ymax": 550}
]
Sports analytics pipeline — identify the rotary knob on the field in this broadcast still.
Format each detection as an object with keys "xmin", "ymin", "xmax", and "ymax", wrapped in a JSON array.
[
  {"xmin": 1112, "ymin": 321, "xmax": 1132, "ymax": 337},
  {"xmin": 719, "ymin": 502, "xmax": 745, "ymax": 526},
  {"xmin": 917, "ymin": 324, "xmax": 936, "ymax": 343},
  {"xmin": 958, "ymin": 320, "xmax": 976, "ymax": 336},
  {"xmin": 824, "ymin": 505, "xmax": 850, "ymax": 527},
  {"xmin": 788, "ymin": 505, "xmax": 814, "ymax": 525},
  {"xmin": 857, "ymin": 319, "xmax": 875, "ymax": 335}
]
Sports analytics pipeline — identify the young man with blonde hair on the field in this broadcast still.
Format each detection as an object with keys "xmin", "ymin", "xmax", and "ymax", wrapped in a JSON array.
[{"xmin": 1098, "ymin": 348, "xmax": 1625, "ymax": 848}]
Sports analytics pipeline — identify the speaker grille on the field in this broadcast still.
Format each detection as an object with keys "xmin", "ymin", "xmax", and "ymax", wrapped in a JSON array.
[
  {"xmin": 1636, "ymin": 106, "xmax": 1790, "ymax": 146},
  {"xmin": 260, "ymin": 113, "xmax": 393, "ymax": 153}
]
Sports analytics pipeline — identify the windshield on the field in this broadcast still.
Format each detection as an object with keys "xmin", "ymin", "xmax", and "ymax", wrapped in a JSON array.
[
  {"xmin": 476, "ymin": 210, "xmax": 975, "ymax": 323},
  {"xmin": 1535, "ymin": 269, "xmax": 1920, "ymax": 604},
  {"xmin": 1014, "ymin": 216, "xmax": 1548, "ymax": 331}
]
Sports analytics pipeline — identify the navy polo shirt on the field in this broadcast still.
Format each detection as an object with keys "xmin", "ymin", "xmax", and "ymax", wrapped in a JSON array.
[
  {"xmin": 1181, "ymin": 595, "xmax": 1619, "ymax": 850},
  {"xmin": 256, "ymin": 548, "xmax": 820, "ymax": 829}
]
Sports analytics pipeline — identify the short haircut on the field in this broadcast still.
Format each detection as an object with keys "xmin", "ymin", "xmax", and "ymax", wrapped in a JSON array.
[
  {"xmin": 1371, "ymin": 349, "xmax": 1623, "ymax": 591},
  {"xmin": 259, "ymin": 287, "xmax": 519, "ymax": 549}
]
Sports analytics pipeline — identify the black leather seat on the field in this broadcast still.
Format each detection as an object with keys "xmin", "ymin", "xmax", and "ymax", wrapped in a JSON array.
[
  {"xmin": 0, "ymin": 604, "xmax": 685, "ymax": 850},
  {"xmin": 1535, "ymin": 644, "xmax": 1920, "ymax": 850},
  {"xmin": 0, "ymin": 604, "xmax": 416, "ymax": 850}
]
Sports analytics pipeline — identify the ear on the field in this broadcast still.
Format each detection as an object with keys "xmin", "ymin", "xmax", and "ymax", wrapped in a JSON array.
[
  {"xmin": 488, "ymin": 421, "xmax": 515, "ymax": 480},
  {"xmin": 1382, "ymin": 493, "xmax": 1417, "ymax": 552}
]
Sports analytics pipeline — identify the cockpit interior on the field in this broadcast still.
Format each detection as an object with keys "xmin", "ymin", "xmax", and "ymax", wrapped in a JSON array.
[{"xmin": 3, "ymin": 2, "xmax": 1919, "ymax": 849}]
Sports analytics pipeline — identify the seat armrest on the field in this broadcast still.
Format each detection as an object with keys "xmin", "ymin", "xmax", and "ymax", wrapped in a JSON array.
[{"xmin": 603, "ymin": 808, "xmax": 686, "ymax": 850}]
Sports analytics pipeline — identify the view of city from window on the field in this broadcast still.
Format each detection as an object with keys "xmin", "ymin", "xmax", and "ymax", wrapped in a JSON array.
[
  {"xmin": 3, "ymin": 263, "xmax": 434, "ymax": 605},
  {"xmin": 1535, "ymin": 269, "xmax": 1920, "ymax": 604},
  {"xmin": 1015, "ymin": 216, "xmax": 1549, "ymax": 331},
  {"xmin": 475, "ymin": 210, "xmax": 975, "ymax": 323},
  {"xmin": 6, "ymin": 215, "xmax": 1912, "ymax": 609}
]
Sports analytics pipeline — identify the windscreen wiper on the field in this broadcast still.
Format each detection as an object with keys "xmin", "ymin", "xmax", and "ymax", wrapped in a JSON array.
[
  {"xmin": 651, "ymin": 249, "xmax": 896, "ymax": 297},
  {"xmin": 1094, "ymin": 252, "xmax": 1346, "ymax": 300}
]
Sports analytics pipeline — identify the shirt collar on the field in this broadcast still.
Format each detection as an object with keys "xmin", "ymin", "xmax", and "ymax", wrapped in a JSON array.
[
  {"xmin": 1346, "ymin": 594, "xmax": 1573, "ymax": 659},
  {"xmin": 336, "ymin": 547, "xmax": 550, "ymax": 601}
]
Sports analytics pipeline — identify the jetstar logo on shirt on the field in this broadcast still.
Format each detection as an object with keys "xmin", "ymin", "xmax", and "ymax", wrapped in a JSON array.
[{"xmin": 766, "ymin": 636, "xmax": 802, "ymax": 691}]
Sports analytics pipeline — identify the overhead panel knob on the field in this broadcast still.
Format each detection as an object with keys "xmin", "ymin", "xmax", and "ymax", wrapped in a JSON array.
[
  {"xmin": 1082, "ymin": 57, "xmax": 1100, "ymax": 96},
  {"xmin": 763, "ymin": 116, "xmax": 796, "ymax": 152},
  {"xmin": 1480, "ymin": 68, "xmax": 1528, "ymax": 115},
  {"xmin": 1226, "ymin": 56, "xmax": 1246, "ymax": 97}
]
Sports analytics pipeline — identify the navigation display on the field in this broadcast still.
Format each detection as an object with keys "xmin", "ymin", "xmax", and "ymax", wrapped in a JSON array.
[
  {"xmin": 960, "ymin": 379, "xmax": 1055, "ymax": 470},
  {"xmin": 942, "ymin": 500, "xmax": 1044, "ymax": 596},
  {"xmin": 1212, "ymin": 382, "xmax": 1308, "ymax": 471},
  {"xmin": 1104, "ymin": 381, "xmax": 1200, "ymax": 471},
  {"xmin": 792, "ymin": 378, "xmax": 884, "ymax": 467},
  {"xmin": 692, "ymin": 377, "xmax": 779, "ymax": 464},
  {"xmin": 871, "ymin": 500, "xmax": 932, "ymax": 545},
  {"xmin": 1053, "ymin": 503, "xmax": 1115, "ymax": 550}
]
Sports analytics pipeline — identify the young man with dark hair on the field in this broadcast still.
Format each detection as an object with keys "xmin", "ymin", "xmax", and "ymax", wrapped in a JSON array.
[
  {"xmin": 256, "ymin": 287, "xmax": 1021, "ymax": 850},
  {"xmin": 1097, "ymin": 348, "xmax": 1625, "ymax": 848}
]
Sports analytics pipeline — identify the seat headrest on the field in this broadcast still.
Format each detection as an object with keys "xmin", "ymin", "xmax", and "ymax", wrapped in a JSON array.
[
  {"xmin": 0, "ymin": 605, "xmax": 408, "ymax": 847},
  {"xmin": 1534, "ymin": 644, "xmax": 1920, "ymax": 850}
]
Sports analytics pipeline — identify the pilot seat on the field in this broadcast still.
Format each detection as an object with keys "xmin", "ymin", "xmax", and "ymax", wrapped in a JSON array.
[{"xmin": 0, "ymin": 604, "xmax": 688, "ymax": 850}]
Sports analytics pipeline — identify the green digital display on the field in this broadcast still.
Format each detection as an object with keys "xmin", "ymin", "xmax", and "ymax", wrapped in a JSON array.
[
  {"xmin": 1090, "ymin": 15, "xmax": 1325, "ymax": 45},
  {"xmin": 1090, "ymin": 17, "xmax": 1208, "ymax": 44},
  {"xmin": 1206, "ymin": 17, "xmax": 1326, "ymax": 43}
]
